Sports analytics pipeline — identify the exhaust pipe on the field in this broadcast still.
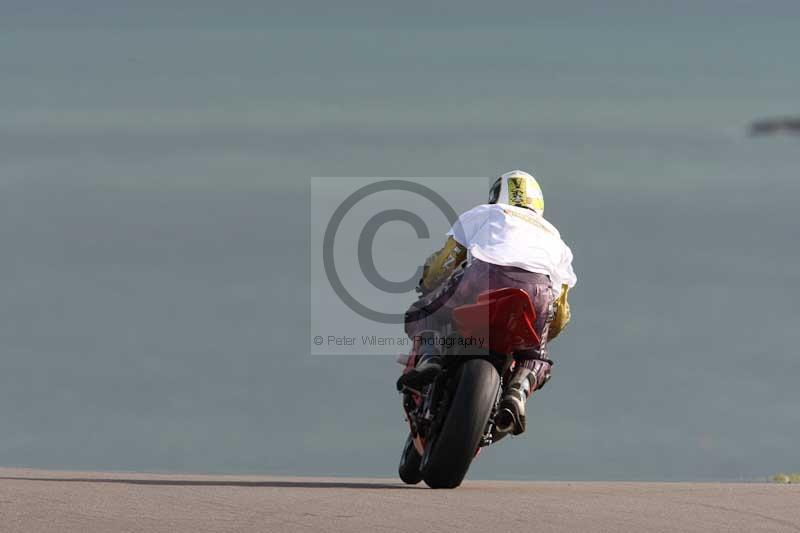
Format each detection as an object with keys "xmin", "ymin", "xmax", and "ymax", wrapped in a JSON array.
[{"xmin": 494, "ymin": 408, "xmax": 516, "ymax": 434}]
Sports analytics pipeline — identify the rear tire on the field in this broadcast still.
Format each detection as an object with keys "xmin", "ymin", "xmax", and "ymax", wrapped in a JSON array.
[
  {"xmin": 421, "ymin": 358, "xmax": 500, "ymax": 489},
  {"xmin": 398, "ymin": 433, "xmax": 423, "ymax": 485}
]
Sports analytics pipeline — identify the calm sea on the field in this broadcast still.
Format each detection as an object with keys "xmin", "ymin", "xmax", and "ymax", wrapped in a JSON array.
[{"xmin": 1, "ymin": 2, "xmax": 798, "ymax": 480}]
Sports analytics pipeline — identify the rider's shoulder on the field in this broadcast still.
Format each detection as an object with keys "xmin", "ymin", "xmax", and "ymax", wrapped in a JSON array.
[
  {"xmin": 457, "ymin": 204, "xmax": 566, "ymax": 239},
  {"xmin": 476, "ymin": 204, "xmax": 563, "ymax": 236},
  {"xmin": 458, "ymin": 203, "xmax": 511, "ymax": 219},
  {"xmin": 455, "ymin": 203, "xmax": 496, "ymax": 222}
]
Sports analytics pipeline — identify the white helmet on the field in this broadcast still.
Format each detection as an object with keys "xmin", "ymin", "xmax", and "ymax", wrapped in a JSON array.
[{"xmin": 488, "ymin": 170, "xmax": 544, "ymax": 215}]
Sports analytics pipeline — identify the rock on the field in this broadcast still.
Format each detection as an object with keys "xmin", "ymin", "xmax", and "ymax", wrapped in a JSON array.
[{"xmin": 749, "ymin": 117, "xmax": 800, "ymax": 136}]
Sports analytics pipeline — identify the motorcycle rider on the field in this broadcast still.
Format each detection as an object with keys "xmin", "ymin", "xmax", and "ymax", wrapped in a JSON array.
[{"xmin": 397, "ymin": 170, "xmax": 577, "ymax": 435}]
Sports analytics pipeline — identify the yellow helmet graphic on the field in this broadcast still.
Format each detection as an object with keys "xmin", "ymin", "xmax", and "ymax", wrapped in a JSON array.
[{"xmin": 488, "ymin": 170, "xmax": 544, "ymax": 214}]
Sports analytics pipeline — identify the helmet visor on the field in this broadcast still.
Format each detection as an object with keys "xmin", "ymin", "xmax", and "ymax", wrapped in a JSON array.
[{"xmin": 488, "ymin": 177, "xmax": 502, "ymax": 204}]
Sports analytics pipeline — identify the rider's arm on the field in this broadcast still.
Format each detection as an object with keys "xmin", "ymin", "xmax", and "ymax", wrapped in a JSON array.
[
  {"xmin": 549, "ymin": 240, "xmax": 576, "ymax": 340},
  {"xmin": 418, "ymin": 236, "xmax": 467, "ymax": 293},
  {"xmin": 548, "ymin": 284, "xmax": 571, "ymax": 340}
]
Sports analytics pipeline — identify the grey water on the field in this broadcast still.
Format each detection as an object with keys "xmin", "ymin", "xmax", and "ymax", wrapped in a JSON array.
[{"xmin": 1, "ymin": 1, "xmax": 799, "ymax": 480}]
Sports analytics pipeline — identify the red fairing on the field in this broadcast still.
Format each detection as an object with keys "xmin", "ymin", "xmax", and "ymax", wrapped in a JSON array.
[{"xmin": 452, "ymin": 288, "xmax": 539, "ymax": 355}]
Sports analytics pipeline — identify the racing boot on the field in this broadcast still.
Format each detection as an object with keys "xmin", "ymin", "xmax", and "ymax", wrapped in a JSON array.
[
  {"xmin": 396, "ymin": 353, "xmax": 442, "ymax": 391},
  {"xmin": 495, "ymin": 360, "xmax": 550, "ymax": 435}
]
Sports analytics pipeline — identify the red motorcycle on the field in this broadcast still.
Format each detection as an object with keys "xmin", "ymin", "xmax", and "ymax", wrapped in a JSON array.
[{"xmin": 397, "ymin": 288, "xmax": 540, "ymax": 488}]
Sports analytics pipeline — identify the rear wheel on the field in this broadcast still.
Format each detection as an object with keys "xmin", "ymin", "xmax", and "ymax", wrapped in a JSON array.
[
  {"xmin": 421, "ymin": 358, "xmax": 500, "ymax": 489},
  {"xmin": 398, "ymin": 433, "xmax": 423, "ymax": 485}
]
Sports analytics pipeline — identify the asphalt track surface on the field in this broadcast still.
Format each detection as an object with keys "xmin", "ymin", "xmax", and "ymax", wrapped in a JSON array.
[{"xmin": 2, "ymin": 468, "xmax": 799, "ymax": 532}]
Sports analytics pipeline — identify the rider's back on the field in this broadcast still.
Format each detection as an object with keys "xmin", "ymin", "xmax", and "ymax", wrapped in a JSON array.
[{"xmin": 449, "ymin": 203, "xmax": 576, "ymax": 294}]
